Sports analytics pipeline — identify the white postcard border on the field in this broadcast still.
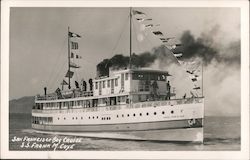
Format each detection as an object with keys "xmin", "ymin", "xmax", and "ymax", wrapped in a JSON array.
[{"xmin": 1, "ymin": 0, "xmax": 249, "ymax": 159}]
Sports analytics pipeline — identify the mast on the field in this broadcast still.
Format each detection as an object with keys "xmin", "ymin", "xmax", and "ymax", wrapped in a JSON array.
[
  {"xmin": 67, "ymin": 26, "xmax": 71, "ymax": 89},
  {"xmin": 129, "ymin": 7, "xmax": 132, "ymax": 69}
]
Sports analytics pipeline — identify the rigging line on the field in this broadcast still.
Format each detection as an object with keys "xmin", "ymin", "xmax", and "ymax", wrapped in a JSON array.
[
  {"xmin": 75, "ymin": 68, "xmax": 79, "ymax": 83},
  {"xmin": 49, "ymin": 59, "xmax": 67, "ymax": 90},
  {"xmin": 142, "ymin": 26, "xmax": 156, "ymax": 49},
  {"xmin": 46, "ymin": 38, "xmax": 67, "ymax": 88},
  {"xmin": 132, "ymin": 18, "xmax": 142, "ymax": 53},
  {"xmin": 110, "ymin": 15, "xmax": 130, "ymax": 56},
  {"xmin": 80, "ymin": 57, "xmax": 98, "ymax": 65},
  {"xmin": 162, "ymin": 45, "xmax": 202, "ymax": 96}
]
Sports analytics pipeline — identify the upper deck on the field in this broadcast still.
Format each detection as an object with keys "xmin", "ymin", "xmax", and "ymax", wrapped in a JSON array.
[{"xmin": 36, "ymin": 68, "xmax": 171, "ymax": 102}]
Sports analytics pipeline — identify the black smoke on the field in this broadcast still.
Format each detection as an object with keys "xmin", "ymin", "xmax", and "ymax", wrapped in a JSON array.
[
  {"xmin": 173, "ymin": 30, "xmax": 240, "ymax": 66},
  {"xmin": 97, "ymin": 52, "xmax": 157, "ymax": 77},
  {"xmin": 96, "ymin": 28, "xmax": 240, "ymax": 77}
]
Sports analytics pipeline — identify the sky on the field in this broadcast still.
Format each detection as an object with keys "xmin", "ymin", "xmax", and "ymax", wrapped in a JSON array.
[{"xmin": 9, "ymin": 7, "xmax": 241, "ymax": 116}]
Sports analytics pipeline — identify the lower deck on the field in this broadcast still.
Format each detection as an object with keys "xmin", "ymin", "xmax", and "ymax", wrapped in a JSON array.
[{"xmin": 32, "ymin": 118, "xmax": 203, "ymax": 132}]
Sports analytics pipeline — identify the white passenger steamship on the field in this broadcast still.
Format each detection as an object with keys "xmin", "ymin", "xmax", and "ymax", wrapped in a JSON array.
[{"xmin": 32, "ymin": 8, "xmax": 204, "ymax": 142}]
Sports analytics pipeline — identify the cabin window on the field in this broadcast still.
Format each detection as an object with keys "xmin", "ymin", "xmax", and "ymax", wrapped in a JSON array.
[
  {"xmin": 48, "ymin": 117, "xmax": 52, "ymax": 123},
  {"xmin": 103, "ymin": 81, "xmax": 106, "ymax": 88},
  {"xmin": 125, "ymin": 73, "xmax": 128, "ymax": 80},
  {"xmin": 154, "ymin": 112, "xmax": 157, "ymax": 115},
  {"xmin": 171, "ymin": 110, "xmax": 174, "ymax": 114},
  {"xmin": 115, "ymin": 79, "xmax": 118, "ymax": 86},
  {"xmin": 95, "ymin": 82, "xmax": 98, "ymax": 89},
  {"xmin": 121, "ymin": 73, "xmax": 125, "ymax": 89},
  {"xmin": 146, "ymin": 112, "xmax": 149, "ymax": 116},
  {"xmin": 133, "ymin": 113, "xmax": 136, "ymax": 117},
  {"xmin": 162, "ymin": 111, "xmax": 165, "ymax": 114},
  {"xmin": 140, "ymin": 113, "xmax": 142, "ymax": 116},
  {"xmin": 127, "ymin": 114, "xmax": 129, "ymax": 117},
  {"xmin": 108, "ymin": 80, "xmax": 110, "ymax": 87}
]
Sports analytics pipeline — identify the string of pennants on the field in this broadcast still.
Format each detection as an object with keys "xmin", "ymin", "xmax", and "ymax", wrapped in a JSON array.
[{"xmin": 133, "ymin": 9, "xmax": 202, "ymax": 93}]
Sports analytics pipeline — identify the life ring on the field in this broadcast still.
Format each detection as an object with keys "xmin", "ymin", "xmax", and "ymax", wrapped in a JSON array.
[{"xmin": 188, "ymin": 119, "xmax": 196, "ymax": 126}]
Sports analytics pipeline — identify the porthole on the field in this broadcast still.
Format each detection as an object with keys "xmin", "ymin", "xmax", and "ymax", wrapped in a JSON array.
[
  {"xmin": 93, "ymin": 116, "xmax": 94, "ymax": 119},
  {"xmin": 154, "ymin": 112, "xmax": 157, "ymax": 115},
  {"xmin": 76, "ymin": 117, "xmax": 78, "ymax": 120},
  {"xmin": 104, "ymin": 117, "xmax": 106, "ymax": 120},
  {"xmin": 171, "ymin": 110, "xmax": 174, "ymax": 114},
  {"xmin": 140, "ymin": 113, "xmax": 142, "ymax": 116},
  {"xmin": 72, "ymin": 117, "xmax": 74, "ymax": 120},
  {"xmin": 58, "ymin": 117, "xmax": 60, "ymax": 120},
  {"xmin": 133, "ymin": 113, "xmax": 136, "ymax": 117},
  {"xmin": 64, "ymin": 117, "xmax": 66, "ymax": 120},
  {"xmin": 162, "ymin": 111, "xmax": 165, "ymax": 114},
  {"xmin": 102, "ymin": 117, "xmax": 103, "ymax": 120},
  {"xmin": 89, "ymin": 116, "xmax": 90, "ymax": 119},
  {"xmin": 97, "ymin": 116, "xmax": 98, "ymax": 119},
  {"xmin": 127, "ymin": 114, "xmax": 130, "ymax": 117},
  {"xmin": 81, "ymin": 117, "xmax": 83, "ymax": 119},
  {"xmin": 122, "ymin": 114, "xmax": 124, "ymax": 117},
  {"xmin": 146, "ymin": 112, "xmax": 149, "ymax": 116},
  {"xmin": 117, "ymin": 115, "xmax": 119, "ymax": 118}
]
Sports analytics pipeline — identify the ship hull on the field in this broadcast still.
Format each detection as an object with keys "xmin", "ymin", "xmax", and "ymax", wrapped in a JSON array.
[
  {"xmin": 32, "ymin": 118, "xmax": 203, "ymax": 142},
  {"xmin": 32, "ymin": 98, "xmax": 204, "ymax": 142},
  {"xmin": 33, "ymin": 127, "xmax": 203, "ymax": 142}
]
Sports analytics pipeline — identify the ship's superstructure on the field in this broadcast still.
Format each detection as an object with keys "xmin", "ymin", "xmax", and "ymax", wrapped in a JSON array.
[{"xmin": 31, "ymin": 8, "xmax": 204, "ymax": 142}]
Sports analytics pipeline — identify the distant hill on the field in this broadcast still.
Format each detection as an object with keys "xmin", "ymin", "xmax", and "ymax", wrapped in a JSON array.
[{"xmin": 9, "ymin": 96, "xmax": 35, "ymax": 114}]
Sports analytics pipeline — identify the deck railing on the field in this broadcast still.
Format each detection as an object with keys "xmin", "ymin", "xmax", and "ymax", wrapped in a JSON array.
[
  {"xmin": 32, "ymin": 97, "xmax": 203, "ymax": 114},
  {"xmin": 36, "ymin": 90, "xmax": 93, "ymax": 101}
]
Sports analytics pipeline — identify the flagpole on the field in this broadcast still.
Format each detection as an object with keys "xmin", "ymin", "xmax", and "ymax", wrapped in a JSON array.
[
  {"xmin": 129, "ymin": 7, "xmax": 132, "ymax": 108},
  {"xmin": 68, "ymin": 26, "xmax": 71, "ymax": 89},
  {"xmin": 129, "ymin": 7, "xmax": 132, "ymax": 69}
]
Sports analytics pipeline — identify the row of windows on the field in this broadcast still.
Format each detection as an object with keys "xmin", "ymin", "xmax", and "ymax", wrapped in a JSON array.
[
  {"xmin": 95, "ymin": 73, "xmax": 129, "ymax": 90},
  {"xmin": 55, "ymin": 110, "xmax": 177, "ymax": 122},
  {"xmin": 32, "ymin": 116, "xmax": 53, "ymax": 124},
  {"xmin": 117, "ymin": 110, "xmax": 174, "ymax": 118},
  {"xmin": 35, "ymin": 95, "xmax": 129, "ymax": 110},
  {"xmin": 102, "ymin": 117, "xmax": 111, "ymax": 120},
  {"xmin": 95, "ymin": 78, "xmax": 118, "ymax": 90}
]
